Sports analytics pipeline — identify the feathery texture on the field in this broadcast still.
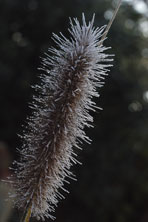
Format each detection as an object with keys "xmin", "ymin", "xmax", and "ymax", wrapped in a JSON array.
[{"xmin": 12, "ymin": 14, "xmax": 112, "ymax": 221}]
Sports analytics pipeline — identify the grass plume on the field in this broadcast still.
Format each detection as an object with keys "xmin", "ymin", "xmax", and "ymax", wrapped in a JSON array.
[{"xmin": 11, "ymin": 13, "xmax": 115, "ymax": 221}]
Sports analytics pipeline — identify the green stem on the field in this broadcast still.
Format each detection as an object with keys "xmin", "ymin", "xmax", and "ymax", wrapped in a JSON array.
[{"xmin": 20, "ymin": 204, "xmax": 32, "ymax": 222}]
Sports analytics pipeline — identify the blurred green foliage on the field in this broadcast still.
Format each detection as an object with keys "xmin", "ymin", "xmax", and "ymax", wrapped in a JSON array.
[{"xmin": 0, "ymin": 0, "xmax": 148, "ymax": 221}]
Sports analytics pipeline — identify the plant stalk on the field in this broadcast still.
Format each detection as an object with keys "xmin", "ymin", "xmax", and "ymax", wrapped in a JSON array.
[
  {"xmin": 20, "ymin": 205, "xmax": 32, "ymax": 222},
  {"xmin": 100, "ymin": 0, "xmax": 122, "ymax": 44}
]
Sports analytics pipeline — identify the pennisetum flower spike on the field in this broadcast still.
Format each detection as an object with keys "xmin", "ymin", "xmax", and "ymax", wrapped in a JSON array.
[{"xmin": 11, "ymin": 1, "xmax": 122, "ymax": 221}]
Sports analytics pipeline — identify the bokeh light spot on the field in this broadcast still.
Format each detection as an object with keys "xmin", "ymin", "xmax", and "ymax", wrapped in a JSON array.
[{"xmin": 128, "ymin": 101, "xmax": 143, "ymax": 112}]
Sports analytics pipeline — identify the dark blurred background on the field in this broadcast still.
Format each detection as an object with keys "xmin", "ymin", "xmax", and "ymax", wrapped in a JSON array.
[{"xmin": 0, "ymin": 0, "xmax": 148, "ymax": 221}]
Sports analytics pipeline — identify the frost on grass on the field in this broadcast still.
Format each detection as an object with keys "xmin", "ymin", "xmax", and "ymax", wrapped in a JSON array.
[{"xmin": 12, "ymin": 14, "xmax": 112, "ymax": 221}]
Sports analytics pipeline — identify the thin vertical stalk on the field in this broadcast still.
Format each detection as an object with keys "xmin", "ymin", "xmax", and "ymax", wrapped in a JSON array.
[
  {"xmin": 100, "ymin": 0, "xmax": 122, "ymax": 44},
  {"xmin": 20, "ymin": 204, "xmax": 31, "ymax": 222},
  {"xmin": 24, "ymin": 207, "xmax": 31, "ymax": 222}
]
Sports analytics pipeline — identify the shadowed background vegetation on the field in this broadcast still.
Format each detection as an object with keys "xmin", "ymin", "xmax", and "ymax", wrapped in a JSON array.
[{"xmin": 0, "ymin": 0, "xmax": 148, "ymax": 221}]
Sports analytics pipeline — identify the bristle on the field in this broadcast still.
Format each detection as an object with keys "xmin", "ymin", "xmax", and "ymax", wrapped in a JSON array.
[{"xmin": 11, "ymin": 14, "xmax": 112, "ymax": 220}]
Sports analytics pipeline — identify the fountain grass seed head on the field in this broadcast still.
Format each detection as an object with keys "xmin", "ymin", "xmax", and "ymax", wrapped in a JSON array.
[{"xmin": 12, "ymin": 13, "xmax": 113, "ymax": 221}]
